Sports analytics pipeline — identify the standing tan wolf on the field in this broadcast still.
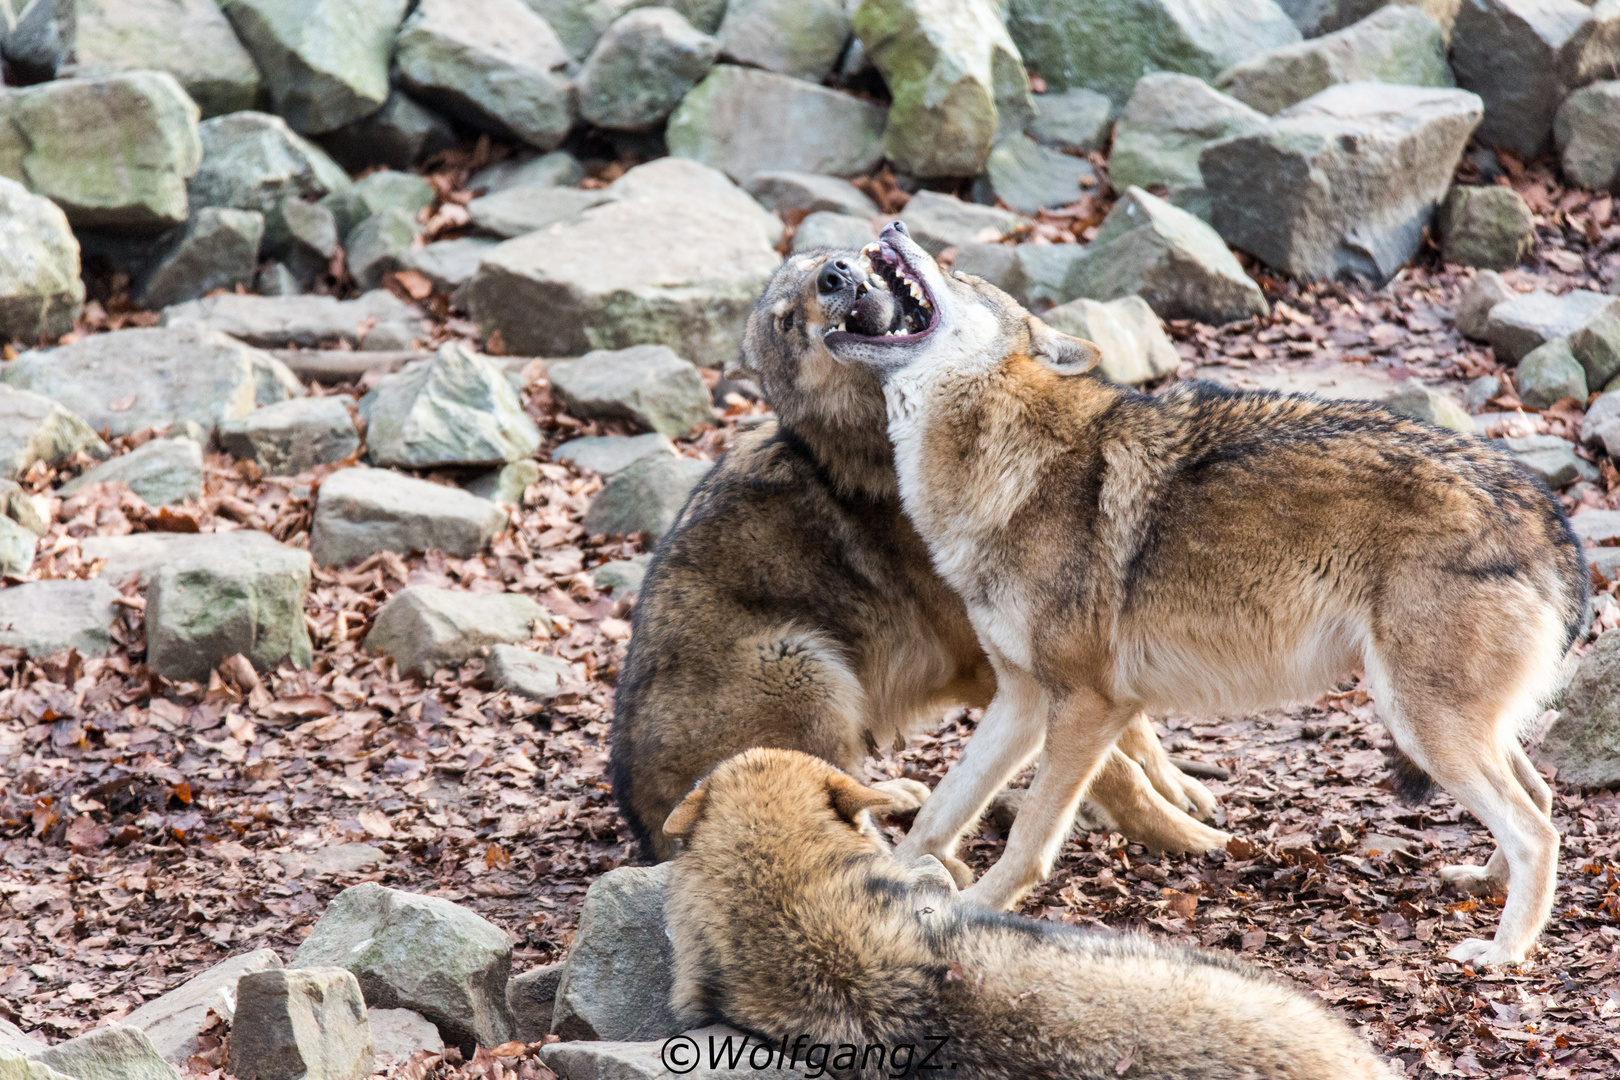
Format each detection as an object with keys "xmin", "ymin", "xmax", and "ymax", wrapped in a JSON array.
[
  {"xmin": 610, "ymin": 252, "xmax": 1228, "ymax": 873},
  {"xmin": 664, "ymin": 747, "xmax": 1394, "ymax": 1080},
  {"xmin": 820, "ymin": 221, "xmax": 1586, "ymax": 967}
]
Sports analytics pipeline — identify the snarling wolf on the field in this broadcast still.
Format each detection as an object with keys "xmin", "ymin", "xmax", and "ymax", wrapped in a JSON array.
[
  {"xmin": 610, "ymin": 251, "xmax": 1228, "ymax": 873},
  {"xmin": 823, "ymin": 222, "xmax": 1586, "ymax": 967},
  {"xmin": 664, "ymin": 748, "xmax": 1393, "ymax": 1080}
]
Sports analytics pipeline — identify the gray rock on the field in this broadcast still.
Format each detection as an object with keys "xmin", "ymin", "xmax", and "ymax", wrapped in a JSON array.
[
  {"xmin": 162, "ymin": 290, "xmax": 418, "ymax": 349},
  {"xmin": 59, "ymin": 437, "xmax": 203, "ymax": 506},
  {"xmin": 1450, "ymin": 0, "xmax": 1594, "ymax": 159},
  {"xmin": 899, "ymin": 190, "xmax": 1027, "ymax": 256},
  {"xmin": 229, "ymin": 968, "xmax": 373, "ymax": 1080},
  {"xmin": 346, "ymin": 207, "xmax": 421, "ymax": 289},
  {"xmin": 1485, "ymin": 289, "xmax": 1620, "ymax": 362},
  {"xmin": 551, "ymin": 864, "xmax": 677, "ymax": 1041},
  {"xmin": 580, "ymin": 8, "xmax": 718, "ymax": 131},
  {"xmin": 0, "ymin": 516, "xmax": 33, "ymax": 576},
  {"xmin": 1456, "ymin": 268, "xmax": 1518, "ymax": 340},
  {"xmin": 310, "ymin": 467, "xmax": 509, "ymax": 566},
  {"xmin": 1, "ymin": 325, "xmax": 300, "ymax": 437},
  {"xmin": 1563, "ymin": 0, "xmax": 1620, "ymax": 88},
  {"xmin": 1, "ymin": 1019, "xmax": 46, "ymax": 1057},
  {"xmin": 1282, "ymin": 0, "xmax": 1463, "ymax": 40},
  {"xmin": 122, "ymin": 950, "xmax": 283, "ymax": 1065},
  {"xmin": 145, "ymin": 535, "xmax": 313, "ymax": 680},
  {"xmin": 593, "ymin": 556, "xmax": 649, "ymax": 594},
  {"xmin": 30, "ymin": 1026, "xmax": 176, "ymax": 1080},
  {"xmin": 0, "ymin": 480, "xmax": 46, "ymax": 536},
  {"xmin": 470, "ymin": 150, "xmax": 586, "ymax": 195},
  {"xmin": 395, "ymin": 0, "xmax": 573, "ymax": 151},
  {"xmin": 1027, "ymin": 88, "xmax": 1114, "ymax": 154},
  {"xmin": 1107, "ymin": 74, "xmax": 1274, "ymax": 222},
  {"xmin": 1, "ymin": 71, "xmax": 201, "ymax": 232},
  {"xmin": 1437, "ymin": 184, "xmax": 1534, "ymax": 270},
  {"xmin": 716, "ymin": 0, "xmax": 849, "ymax": 82},
  {"xmin": 0, "ymin": 176, "xmax": 83, "ymax": 342},
  {"xmin": 290, "ymin": 882, "xmax": 517, "ymax": 1053},
  {"xmin": 1572, "ymin": 305, "xmax": 1620, "ymax": 388},
  {"xmin": 0, "ymin": 579, "xmax": 117, "ymax": 656},
  {"xmin": 0, "ymin": 385, "xmax": 108, "ymax": 480},
  {"xmin": 1465, "ymin": 373, "xmax": 1502, "ymax": 412},
  {"xmin": 984, "ymin": 132, "xmax": 1097, "ymax": 214},
  {"xmin": 318, "ymin": 91, "xmax": 458, "ymax": 173},
  {"xmin": 487, "ymin": 644, "xmax": 572, "ymax": 699},
  {"xmin": 467, "ymin": 185, "xmax": 615, "ymax": 238},
  {"xmin": 522, "ymin": 0, "xmax": 645, "ymax": 60},
  {"xmin": 1215, "ymin": 5, "xmax": 1454, "ymax": 115},
  {"xmin": 219, "ymin": 397, "xmax": 359, "ymax": 475},
  {"xmin": 403, "ymin": 237, "xmax": 499, "ymax": 291},
  {"xmin": 1515, "ymin": 337, "xmax": 1589, "ymax": 408},
  {"xmin": 81, "ymin": 529, "xmax": 289, "ymax": 584},
  {"xmin": 855, "ymin": 0, "xmax": 1032, "ymax": 177},
  {"xmin": 1556, "ymin": 79, "xmax": 1620, "ymax": 193},
  {"xmin": 549, "ymin": 345, "xmax": 714, "ymax": 438},
  {"xmin": 1571, "ymin": 507, "xmax": 1620, "ymax": 545},
  {"xmin": 507, "ymin": 963, "xmax": 565, "ymax": 1043},
  {"xmin": 1202, "ymin": 82, "xmax": 1482, "ymax": 285},
  {"xmin": 950, "ymin": 241, "xmax": 1088, "ymax": 309},
  {"xmin": 553, "ymin": 433, "xmax": 677, "ymax": 476},
  {"xmin": 321, "ymin": 170, "xmax": 435, "ymax": 240},
  {"xmin": 1040, "ymin": 296, "xmax": 1180, "ymax": 385},
  {"xmin": 744, "ymin": 171, "xmax": 877, "ymax": 218},
  {"xmin": 666, "ymin": 65, "xmax": 887, "ymax": 182},
  {"xmin": 1537, "ymin": 628, "xmax": 1620, "ymax": 786},
  {"xmin": 220, "ymin": 0, "xmax": 405, "ymax": 135},
  {"xmin": 1067, "ymin": 186, "xmax": 1269, "ymax": 324},
  {"xmin": 362, "ymin": 343, "xmax": 541, "ymax": 468},
  {"xmin": 1383, "ymin": 383, "xmax": 1474, "ymax": 432},
  {"xmin": 1007, "ymin": 0, "xmax": 1302, "ymax": 103},
  {"xmin": 135, "ymin": 207, "xmax": 265, "ymax": 309},
  {"xmin": 582, "ymin": 454, "xmax": 712, "ymax": 538},
  {"xmin": 263, "ymin": 198, "xmax": 339, "ymax": 282},
  {"xmin": 459, "ymin": 461, "xmax": 536, "ymax": 506},
  {"xmin": 464, "ymin": 158, "xmax": 782, "ymax": 366},
  {"xmin": 0, "ymin": 1051, "xmax": 72, "ymax": 1080},
  {"xmin": 189, "ymin": 111, "xmax": 351, "ymax": 213},
  {"xmin": 790, "ymin": 211, "xmax": 876, "ymax": 253},
  {"xmin": 1498, "ymin": 432, "xmax": 1594, "ymax": 488},
  {"xmin": 367, "ymin": 1009, "xmax": 442, "ymax": 1062}
]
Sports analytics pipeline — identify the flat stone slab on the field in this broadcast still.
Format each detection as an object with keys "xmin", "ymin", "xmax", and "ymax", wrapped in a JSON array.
[
  {"xmin": 80, "ymin": 530, "xmax": 290, "ymax": 584},
  {"xmin": 310, "ymin": 467, "xmax": 509, "ymax": 567},
  {"xmin": 219, "ymin": 397, "xmax": 360, "ymax": 476},
  {"xmin": 364, "ymin": 585, "xmax": 551, "ymax": 675},
  {"xmin": 552, "ymin": 433, "xmax": 677, "ymax": 477},
  {"xmin": 0, "ymin": 579, "xmax": 119, "ymax": 657},
  {"xmin": 162, "ymin": 290, "xmax": 419, "ymax": 350},
  {"xmin": 487, "ymin": 644, "xmax": 572, "ymax": 700},
  {"xmin": 744, "ymin": 171, "xmax": 877, "ymax": 218}
]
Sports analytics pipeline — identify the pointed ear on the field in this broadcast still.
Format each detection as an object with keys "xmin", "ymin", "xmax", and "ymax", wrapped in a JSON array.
[
  {"xmin": 1028, "ymin": 316, "xmax": 1101, "ymax": 374},
  {"xmin": 827, "ymin": 771, "xmax": 896, "ymax": 824},
  {"xmin": 663, "ymin": 780, "xmax": 710, "ymax": 842}
]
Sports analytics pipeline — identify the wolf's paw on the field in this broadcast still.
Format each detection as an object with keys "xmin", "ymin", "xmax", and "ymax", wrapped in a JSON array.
[
  {"xmin": 1445, "ymin": 937, "xmax": 1527, "ymax": 968},
  {"xmin": 1440, "ymin": 862, "xmax": 1504, "ymax": 895},
  {"xmin": 940, "ymin": 853, "xmax": 975, "ymax": 891},
  {"xmin": 872, "ymin": 778, "xmax": 932, "ymax": 814},
  {"xmin": 1174, "ymin": 773, "xmax": 1220, "ymax": 824}
]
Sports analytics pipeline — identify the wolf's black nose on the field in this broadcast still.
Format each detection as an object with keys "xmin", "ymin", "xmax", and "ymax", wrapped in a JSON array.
[
  {"xmin": 817, "ymin": 259, "xmax": 854, "ymax": 295},
  {"xmin": 882, "ymin": 221, "xmax": 909, "ymax": 239}
]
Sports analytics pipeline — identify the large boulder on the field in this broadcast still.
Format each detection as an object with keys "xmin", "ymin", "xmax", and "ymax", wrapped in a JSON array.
[
  {"xmin": 580, "ymin": 8, "xmax": 718, "ymax": 131},
  {"xmin": 1027, "ymin": 88, "xmax": 1114, "ymax": 154},
  {"xmin": 219, "ymin": 397, "xmax": 360, "ymax": 475},
  {"xmin": 0, "ymin": 384, "xmax": 107, "ymax": 480},
  {"xmin": 59, "ymin": 437, "xmax": 204, "ymax": 506},
  {"xmin": 188, "ymin": 111, "xmax": 351, "ymax": 213},
  {"xmin": 1041, "ymin": 296, "xmax": 1181, "ymax": 385},
  {"xmin": 310, "ymin": 467, "xmax": 509, "ymax": 566},
  {"xmin": 1006, "ymin": 0, "xmax": 1301, "ymax": 103},
  {"xmin": 5, "ymin": 0, "xmax": 260, "ymax": 118},
  {"xmin": 1450, "ymin": 0, "xmax": 1595, "ymax": 159},
  {"xmin": 364, "ymin": 585, "xmax": 550, "ymax": 674},
  {"xmin": 0, "ymin": 176, "xmax": 83, "ymax": 342},
  {"xmin": 1564, "ymin": 0, "xmax": 1620, "ymax": 88},
  {"xmin": 229, "ymin": 969, "xmax": 374, "ymax": 1080},
  {"xmin": 666, "ymin": 64, "xmax": 887, "ymax": 182},
  {"xmin": 550, "ymin": 864, "xmax": 678, "ymax": 1042},
  {"xmin": 0, "ymin": 579, "xmax": 118, "ymax": 656},
  {"xmin": 582, "ymin": 454, "xmax": 712, "ymax": 538},
  {"xmin": 0, "ymin": 71, "xmax": 201, "ymax": 231},
  {"xmin": 361, "ymin": 343, "xmax": 541, "ymax": 468},
  {"xmin": 1108, "ymin": 74, "xmax": 1270, "ymax": 222},
  {"xmin": 162, "ymin": 290, "xmax": 418, "ymax": 349},
  {"xmin": 853, "ymin": 0, "xmax": 1032, "ymax": 178},
  {"xmin": 1066, "ymin": 186, "xmax": 1269, "ymax": 324},
  {"xmin": 717, "ymin": 0, "xmax": 850, "ymax": 82},
  {"xmin": 0, "ymin": 325, "xmax": 301, "ymax": 437},
  {"xmin": 951, "ymin": 241, "xmax": 1089, "ymax": 308},
  {"xmin": 548, "ymin": 346, "xmax": 714, "ymax": 438},
  {"xmin": 1484, "ymin": 289, "xmax": 1620, "ymax": 362},
  {"xmin": 134, "ymin": 207, "xmax": 265, "ymax": 309},
  {"xmin": 463, "ymin": 158, "xmax": 782, "ymax": 366},
  {"xmin": 1201, "ymin": 82, "xmax": 1482, "ymax": 284},
  {"xmin": 395, "ymin": 0, "xmax": 574, "ymax": 151},
  {"xmin": 1436, "ymin": 184, "xmax": 1534, "ymax": 270},
  {"xmin": 145, "ymin": 534, "xmax": 314, "ymax": 680},
  {"xmin": 292, "ymin": 882, "xmax": 519, "ymax": 1053},
  {"xmin": 982, "ymin": 133, "xmax": 1096, "ymax": 214},
  {"xmin": 220, "ymin": 0, "xmax": 406, "ymax": 135},
  {"xmin": 1214, "ymin": 5, "xmax": 1454, "ymax": 115},
  {"xmin": 1556, "ymin": 80, "xmax": 1620, "ymax": 193},
  {"xmin": 1537, "ymin": 628, "xmax": 1620, "ymax": 787},
  {"xmin": 123, "ymin": 950, "xmax": 283, "ymax": 1065},
  {"xmin": 29, "ymin": 1026, "xmax": 177, "ymax": 1080}
]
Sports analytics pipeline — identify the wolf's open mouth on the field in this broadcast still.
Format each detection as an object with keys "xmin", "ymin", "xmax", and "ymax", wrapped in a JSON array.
[{"xmin": 826, "ymin": 239, "xmax": 937, "ymax": 344}]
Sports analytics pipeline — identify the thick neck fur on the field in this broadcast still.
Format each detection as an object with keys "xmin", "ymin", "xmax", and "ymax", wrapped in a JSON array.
[{"xmin": 779, "ymin": 405, "xmax": 901, "ymax": 502}]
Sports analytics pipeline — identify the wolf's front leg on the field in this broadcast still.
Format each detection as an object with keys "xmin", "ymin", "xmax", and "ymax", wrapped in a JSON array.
[{"xmin": 1114, "ymin": 713, "xmax": 1220, "ymax": 823}]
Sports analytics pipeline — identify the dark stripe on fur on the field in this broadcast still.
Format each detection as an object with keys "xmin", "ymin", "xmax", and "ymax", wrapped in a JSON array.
[{"xmin": 1385, "ymin": 746, "xmax": 1437, "ymax": 806}]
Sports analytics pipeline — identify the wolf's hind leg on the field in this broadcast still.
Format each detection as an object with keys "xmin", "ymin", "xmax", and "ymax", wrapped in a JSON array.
[
  {"xmin": 1113, "ymin": 713, "xmax": 1220, "ymax": 823},
  {"xmin": 1086, "ymin": 749, "xmax": 1231, "ymax": 854}
]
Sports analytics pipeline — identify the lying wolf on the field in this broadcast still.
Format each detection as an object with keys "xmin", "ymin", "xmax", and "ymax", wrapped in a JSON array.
[
  {"xmin": 664, "ymin": 747, "xmax": 1393, "ymax": 1080},
  {"xmin": 821, "ymin": 221, "xmax": 1587, "ymax": 967},
  {"xmin": 610, "ymin": 252, "xmax": 1227, "ymax": 871}
]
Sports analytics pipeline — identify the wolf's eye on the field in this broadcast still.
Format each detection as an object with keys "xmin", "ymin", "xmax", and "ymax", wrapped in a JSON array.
[{"xmin": 781, "ymin": 313, "xmax": 794, "ymax": 332}]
